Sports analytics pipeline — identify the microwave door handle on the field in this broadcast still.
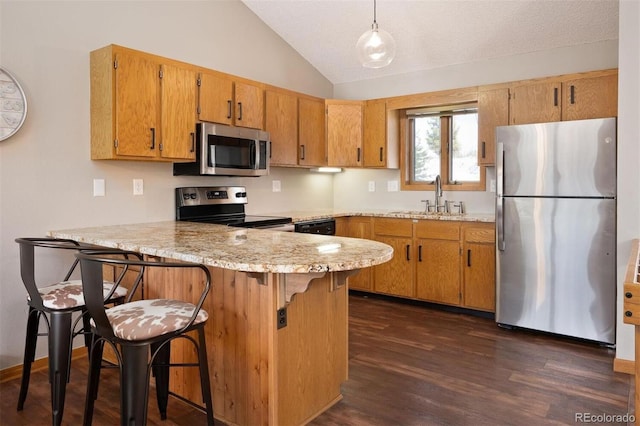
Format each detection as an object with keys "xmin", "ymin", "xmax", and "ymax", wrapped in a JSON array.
[{"xmin": 250, "ymin": 143, "xmax": 256, "ymax": 169}]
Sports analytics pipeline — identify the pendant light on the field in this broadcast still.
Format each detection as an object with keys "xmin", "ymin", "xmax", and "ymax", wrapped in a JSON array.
[{"xmin": 356, "ymin": 0, "xmax": 396, "ymax": 68}]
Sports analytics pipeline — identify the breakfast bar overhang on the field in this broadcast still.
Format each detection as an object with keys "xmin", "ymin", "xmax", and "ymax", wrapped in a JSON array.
[{"xmin": 50, "ymin": 221, "xmax": 393, "ymax": 426}]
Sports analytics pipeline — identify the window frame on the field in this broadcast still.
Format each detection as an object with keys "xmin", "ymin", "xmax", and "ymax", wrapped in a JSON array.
[{"xmin": 400, "ymin": 104, "xmax": 486, "ymax": 192}]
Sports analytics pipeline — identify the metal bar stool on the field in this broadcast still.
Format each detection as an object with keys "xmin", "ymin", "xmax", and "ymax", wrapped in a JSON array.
[
  {"xmin": 14, "ymin": 237, "xmax": 129, "ymax": 426},
  {"xmin": 77, "ymin": 250, "xmax": 214, "ymax": 426}
]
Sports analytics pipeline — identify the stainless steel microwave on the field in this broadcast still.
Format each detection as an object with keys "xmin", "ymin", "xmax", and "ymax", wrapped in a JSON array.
[{"xmin": 173, "ymin": 123, "xmax": 270, "ymax": 177}]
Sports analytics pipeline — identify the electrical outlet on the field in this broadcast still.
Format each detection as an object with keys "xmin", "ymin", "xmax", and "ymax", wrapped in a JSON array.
[
  {"xmin": 277, "ymin": 308, "xmax": 287, "ymax": 329},
  {"xmin": 93, "ymin": 179, "xmax": 105, "ymax": 197},
  {"xmin": 387, "ymin": 180, "xmax": 399, "ymax": 192},
  {"xmin": 133, "ymin": 179, "xmax": 144, "ymax": 195},
  {"xmin": 368, "ymin": 181, "xmax": 376, "ymax": 192},
  {"xmin": 272, "ymin": 180, "xmax": 281, "ymax": 192},
  {"xmin": 490, "ymin": 179, "xmax": 496, "ymax": 193}
]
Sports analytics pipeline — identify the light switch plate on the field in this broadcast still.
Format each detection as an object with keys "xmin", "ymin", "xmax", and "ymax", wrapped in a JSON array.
[
  {"xmin": 387, "ymin": 180, "xmax": 399, "ymax": 192},
  {"xmin": 272, "ymin": 180, "xmax": 281, "ymax": 192},
  {"xmin": 368, "ymin": 181, "xmax": 376, "ymax": 192},
  {"xmin": 93, "ymin": 179, "xmax": 105, "ymax": 197},
  {"xmin": 490, "ymin": 179, "xmax": 496, "ymax": 193}
]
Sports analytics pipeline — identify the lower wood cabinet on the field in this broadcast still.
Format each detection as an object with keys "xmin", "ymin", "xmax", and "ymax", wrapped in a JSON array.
[
  {"xmin": 338, "ymin": 216, "xmax": 496, "ymax": 313},
  {"xmin": 461, "ymin": 222, "xmax": 496, "ymax": 312},
  {"xmin": 335, "ymin": 217, "xmax": 373, "ymax": 291},
  {"xmin": 415, "ymin": 221, "xmax": 461, "ymax": 305}
]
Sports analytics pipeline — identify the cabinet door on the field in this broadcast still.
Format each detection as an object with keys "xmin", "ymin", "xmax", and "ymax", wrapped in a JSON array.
[
  {"xmin": 462, "ymin": 223, "xmax": 496, "ymax": 312},
  {"xmin": 266, "ymin": 90, "xmax": 298, "ymax": 166},
  {"xmin": 373, "ymin": 235, "xmax": 414, "ymax": 297},
  {"xmin": 510, "ymin": 81, "xmax": 561, "ymax": 125},
  {"xmin": 198, "ymin": 71, "xmax": 233, "ymax": 125},
  {"xmin": 344, "ymin": 217, "xmax": 373, "ymax": 291},
  {"xmin": 363, "ymin": 99, "xmax": 386, "ymax": 167},
  {"xmin": 415, "ymin": 239, "xmax": 461, "ymax": 305},
  {"xmin": 562, "ymin": 74, "xmax": 618, "ymax": 121},
  {"xmin": 327, "ymin": 101, "xmax": 363, "ymax": 167},
  {"xmin": 235, "ymin": 81, "xmax": 264, "ymax": 129},
  {"xmin": 114, "ymin": 52, "xmax": 159, "ymax": 157},
  {"xmin": 298, "ymin": 97, "xmax": 326, "ymax": 167},
  {"xmin": 463, "ymin": 243, "xmax": 496, "ymax": 312},
  {"xmin": 160, "ymin": 64, "xmax": 197, "ymax": 160},
  {"xmin": 478, "ymin": 88, "xmax": 509, "ymax": 166}
]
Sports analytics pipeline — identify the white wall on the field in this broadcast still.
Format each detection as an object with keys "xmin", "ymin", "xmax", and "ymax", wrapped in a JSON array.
[
  {"xmin": 0, "ymin": 0, "xmax": 333, "ymax": 370},
  {"xmin": 614, "ymin": 0, "xmax": 640, "ymax": 363}
]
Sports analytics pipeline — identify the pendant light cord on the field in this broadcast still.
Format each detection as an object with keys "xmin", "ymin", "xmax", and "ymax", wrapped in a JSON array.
[{"xmin": 373, "ymin": 0, "xmax": 377, "ymax": 24}]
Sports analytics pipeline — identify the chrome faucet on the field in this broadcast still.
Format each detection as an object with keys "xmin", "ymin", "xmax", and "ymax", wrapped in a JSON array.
[{"xmin": 434, "ymin": 174, "xmax": 443, "ymax": 209}]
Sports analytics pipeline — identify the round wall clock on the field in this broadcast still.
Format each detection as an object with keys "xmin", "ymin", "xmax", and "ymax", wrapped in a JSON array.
[{"xmin": 0, "ymin": 67, "xmax": 28, "ymax": 141}]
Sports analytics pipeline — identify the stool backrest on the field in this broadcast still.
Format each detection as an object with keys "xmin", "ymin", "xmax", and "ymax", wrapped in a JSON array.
[
  {"xmin": 76, "ymin": 251, "xmax": 211, "ymax": 340},
  {"xmin": 15, "ymin": 237, "xmax": 93, "ymax": 310}
]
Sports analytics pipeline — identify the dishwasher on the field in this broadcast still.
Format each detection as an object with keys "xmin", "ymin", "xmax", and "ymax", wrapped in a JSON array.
[{"xmin": 294, "ymin": 218, "xmax": 336, "ymax": 235}]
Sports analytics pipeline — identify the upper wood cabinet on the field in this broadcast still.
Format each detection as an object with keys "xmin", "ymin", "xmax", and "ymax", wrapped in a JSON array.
[
  {"xmin": 510, "ymin": 81, "xmax": 562, "ymax": 125},
  {"xmin": 510, "ymin": 70, "xmax": 617, "ymax": 125},
  {"xmin": 198, "ymin": 71, "xmax": 264, "ymax": 129},
  {"xmin": 265, "ymin": 89, "xmax": 298, "ymax": 165},
  {"xmin": 298, "ymin": 97, "xmax": 326, "ymax": 167},
  {"xmin": 90, "ymin": 45, "xmax": 197, "ymax": 161},
  {"xmin": 267, "ymin": 90, "xmax": 327, "ymax": 167},
  {"xmin": 363, "ymin": 99, "xmax": 399, "ymax": 168},
  {"xmin": 561, "ymin": 73, "xmax": 618, "ymax": 121},
  {"xmin": 326, "ymin": 100, "xmax": 363, "ymax": 167},
  {"xmin": 477, "ymin": 88, "xmax": 509, "ymax": 166}
]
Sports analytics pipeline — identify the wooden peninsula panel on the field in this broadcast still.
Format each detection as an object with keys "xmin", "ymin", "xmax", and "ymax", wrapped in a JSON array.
[{"xmin": 145, "ymin": 263, "xmax": 348, "ymax": 426}]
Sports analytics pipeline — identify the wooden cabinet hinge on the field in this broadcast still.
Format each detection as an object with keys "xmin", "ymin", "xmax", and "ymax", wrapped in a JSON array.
[
  {"xmin": 197, "ymin": 76, "xmax": 201, "ymax": 86},
  {"xmin": 113, "ymin": 59, "xmax": 118, "ymax": 69},
  {"xmin": 159, "ymin": 143, "xmax": 163, "ymax": 151},
  {"xmin": 159, "ymin": 69, "xmax": 163, "ymax": 79},
  {"xmin": 114, "ymin": 139, "xmax": 118, "ymax": 148}
]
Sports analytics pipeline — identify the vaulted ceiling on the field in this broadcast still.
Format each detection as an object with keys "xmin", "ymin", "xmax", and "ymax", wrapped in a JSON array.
[{"xmin": 241, "ymin": 0, "xmax": 619, "ymax": 85}]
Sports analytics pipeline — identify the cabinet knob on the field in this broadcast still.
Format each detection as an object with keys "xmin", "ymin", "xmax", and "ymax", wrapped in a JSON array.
[
  {"xmin": 626, "ymin": 292, "xmax": 633, "ymax": 299},
  {"xmin": 625, "ymin": 311, "xmax": 633, "ymax": 317}
]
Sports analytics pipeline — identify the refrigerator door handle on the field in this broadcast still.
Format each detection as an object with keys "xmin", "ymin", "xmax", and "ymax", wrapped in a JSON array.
[{"xmin": 496, "ymin": 143, "xmax": 505, "ymax": 251}]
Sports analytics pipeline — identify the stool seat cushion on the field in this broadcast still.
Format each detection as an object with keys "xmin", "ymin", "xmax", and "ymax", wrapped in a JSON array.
[
  {"xmin": 34, "ymin": 280, "xmax": 127, "ymax": 310},
  {"xmin": 97, "ymin": 299, "xmax": 208, "ymax": 341}
]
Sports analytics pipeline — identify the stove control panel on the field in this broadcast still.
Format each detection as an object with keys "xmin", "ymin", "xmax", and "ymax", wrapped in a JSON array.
[{"xmin": 176, "ymin": 186, "xmax": 248, "ymax": 207}]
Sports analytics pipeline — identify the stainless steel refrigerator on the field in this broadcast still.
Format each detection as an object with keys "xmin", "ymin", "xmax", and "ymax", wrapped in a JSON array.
[{"xmin": 495, "ymin": 117, "xmax": 616, "ymax": 345}]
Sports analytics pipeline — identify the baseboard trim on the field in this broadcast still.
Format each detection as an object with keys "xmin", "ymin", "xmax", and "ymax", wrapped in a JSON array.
[
  {"xmin": 614, "ymin": 357, "xmax": 635, "ymax": 375},
  {"xmin": 0, "ymin": 347, "xmax": 87, "ymax": 383}
]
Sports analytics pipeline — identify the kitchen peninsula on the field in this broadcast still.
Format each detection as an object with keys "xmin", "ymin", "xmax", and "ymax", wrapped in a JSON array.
[{"xmin": 49, "ymin": 221, "xmax": 393, "ymax": 426}]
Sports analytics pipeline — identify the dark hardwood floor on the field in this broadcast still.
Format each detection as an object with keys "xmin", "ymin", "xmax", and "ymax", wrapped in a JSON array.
[{"xmin": 0, "ymin": 293, "xmax": 633, "ymax": 425}]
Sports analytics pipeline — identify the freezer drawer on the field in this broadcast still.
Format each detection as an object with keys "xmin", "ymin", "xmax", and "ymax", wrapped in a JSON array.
[{"xmin": 496, "ymin": 197, "xmax": 616, "ymax": 344}]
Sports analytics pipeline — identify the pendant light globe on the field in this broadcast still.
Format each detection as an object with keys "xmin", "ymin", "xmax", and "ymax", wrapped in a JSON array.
[
  {"xmin": 356, "ymin": 0, "xmax": 395, "ymax": 68},
  {"xmin": 356, "ymin": 22, "xmax": 396, "ymax": 68}
]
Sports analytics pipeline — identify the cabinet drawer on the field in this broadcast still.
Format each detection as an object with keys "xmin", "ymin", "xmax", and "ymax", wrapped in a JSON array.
[
  {"xmin": 464, "ymin": 225, "xmax": 495, "ymax": 243},
  {"xmin": 374, "ymin": 218, "xmax": 412, "ymax": 237},
  {"xmin": 414, "ymin": 221, "xmax": 460, "ymax": 240}
]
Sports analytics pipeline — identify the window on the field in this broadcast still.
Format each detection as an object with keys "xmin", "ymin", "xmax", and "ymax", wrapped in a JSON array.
[{"xmin": 403, "ymin": 104, "xmax": 485, "ymax": 191}]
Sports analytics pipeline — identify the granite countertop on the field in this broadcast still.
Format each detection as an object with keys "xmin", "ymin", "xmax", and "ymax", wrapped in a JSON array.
[
  {"xmin": 49, "ymin": 221, "xmax": 393, "ymax": 274},
  {"xmin": 271, "ymin": 209, "xmax": 495, "ymax": 223}
]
